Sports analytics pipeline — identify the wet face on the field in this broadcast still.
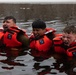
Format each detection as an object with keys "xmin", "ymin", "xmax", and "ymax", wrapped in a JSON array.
[
  {"xmin": 32, "ymin": 28, "xmax": 46, "ymax": 38},
  {"xmin": 2, "ymin": 19, "xmax": 16, "ymax": 30},
  {"xmin": 62, "ymin": 32, "xmax": 76, "ymax": 46}
]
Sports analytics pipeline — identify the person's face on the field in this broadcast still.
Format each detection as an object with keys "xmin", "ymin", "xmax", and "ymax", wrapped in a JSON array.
[
  {"xmin": 62, "ymin": 32, "xmax": 76, "ymax": 46},
  {"xmin": 2, "ymin": 19, "xmax": 16, "ymax": 30},
  {"xmin": 32, "ymin": 28, "xmax": 46, "ymax": 38}
]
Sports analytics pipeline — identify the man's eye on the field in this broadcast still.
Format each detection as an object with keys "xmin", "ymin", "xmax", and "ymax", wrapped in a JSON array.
[
  {"xmin": 67, "ymin": 37, "xmax": 70, "ymax": 39},
  {"xmin": 3, "ymin": 20, "xmax": 10, "ymax": 23},
  {"xmin": 3, "ymin": 21, "xmax": 5, "ymax": 23}
]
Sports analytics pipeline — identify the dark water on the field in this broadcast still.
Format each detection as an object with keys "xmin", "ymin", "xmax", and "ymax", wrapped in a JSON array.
[{"xmin": 0, "ymin": 20, "xmax": 76, "ymax": 75}]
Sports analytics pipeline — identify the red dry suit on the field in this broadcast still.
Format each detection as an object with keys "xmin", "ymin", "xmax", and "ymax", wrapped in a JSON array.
[
  {"xmin": 67, "ymin": 42, "xmax": 76, "ymax": 57},
  {"xmin": 3, "ymin": 26, "xmax": 28, "ymax": 48},
  {"xmin": 53, "ymin": 34, "xmax": 67, "ymax": 54},
  {"xmin": 29, "ymin": 28, "xmax": 56, "ymax": 52},
  {"xmin": 53, "ymin": 34, "xmax": 76, "ymax": 57},
  {"xmin": 0, "ymin": 29, "xmax": 5, "ymax": 47}
]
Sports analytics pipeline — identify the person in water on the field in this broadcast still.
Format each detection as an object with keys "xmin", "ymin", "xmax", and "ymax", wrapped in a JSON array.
[
  {"xmin": 29, "ymin": 19, "xmax": 56, "ymax": 57},
  {"xmin": 0, "ymin": 16, "xmax": 29, "ymax": 60},
  {"xmin": 53, "ymin": 25, "xmax": 76, "ymax": 57},
  {"xmin": 2, "ymin": 16, "xmax": 29, "ymax": 48}
]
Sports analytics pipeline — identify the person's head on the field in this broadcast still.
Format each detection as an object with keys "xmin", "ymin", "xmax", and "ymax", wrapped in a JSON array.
[
  {"xmin": 62, "ymin": 25, "xmax": 76, "ymax": 46},
  {"xmin": 2, "ymin": 16, "xmax": 16, "ymax": 30},
  {"xmin": 32, "ymin": 19, "xmax": 46, "ymax": 38}
]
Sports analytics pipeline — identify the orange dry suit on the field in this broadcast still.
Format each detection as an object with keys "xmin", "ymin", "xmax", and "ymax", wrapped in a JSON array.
[
  {"xmin": 53, "ymin": 34, "xmax": 67, "ymax": 54},
  {"xmin": 67, "ymin": 41, "xmax": 76, "ymax": 57},
  {"xmin": 29, "ymin": 28, "xmax": 56, "ymax": 52},
  {"xmin": 3, "ymin": 27, "xmax": 28, "ymax": 48}
]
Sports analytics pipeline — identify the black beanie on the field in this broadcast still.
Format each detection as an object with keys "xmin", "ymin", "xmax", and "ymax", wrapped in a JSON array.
[{"xmin": 32, "ymin": 19, "xmax": 46, "ymax": 29}]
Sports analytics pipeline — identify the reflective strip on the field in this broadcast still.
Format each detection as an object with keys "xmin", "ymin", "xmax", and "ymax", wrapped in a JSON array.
[{"xmin": 45, "ymin": 30, "xmax": 53, "ymax": 34}]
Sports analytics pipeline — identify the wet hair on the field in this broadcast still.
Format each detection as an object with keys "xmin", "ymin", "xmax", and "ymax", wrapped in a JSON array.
[
  {"xmin": 3, "ymin": 16, "xmax": 16, "ymax": 23},
  {"xmin": 63, "ymin": 25, "xmax": 76, "ymax": 34},
  {"xmin": 32, "ymin": 19, "xmax": 46, "ymax": 29}
]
